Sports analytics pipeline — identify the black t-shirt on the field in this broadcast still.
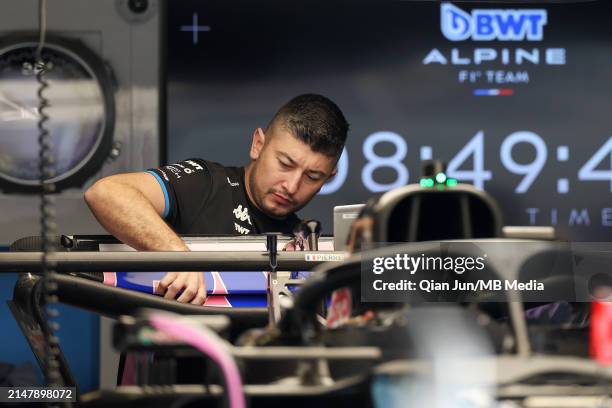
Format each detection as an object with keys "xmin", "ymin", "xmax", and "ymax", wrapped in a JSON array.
[{"xmin": 147, "ymin": 159, "xmax": 300, "ymax": 235}]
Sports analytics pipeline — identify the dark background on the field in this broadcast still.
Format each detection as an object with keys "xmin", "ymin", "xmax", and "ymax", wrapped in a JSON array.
[{"xmin": 166, "ymin": 0, "xmax": 612, "ymax": 240}]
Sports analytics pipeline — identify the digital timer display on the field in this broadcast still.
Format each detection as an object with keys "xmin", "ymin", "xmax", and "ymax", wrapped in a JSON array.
[
  {"xmin": 318, "ymin": 131, "xmax": 612, "ymax": 195},
  {"xmin": 167, "ymin": 0, "xmax": 612, "ymax": 241}
]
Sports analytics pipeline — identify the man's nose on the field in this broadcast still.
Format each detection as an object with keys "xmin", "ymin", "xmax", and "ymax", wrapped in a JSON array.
[{"xmin": 283, "ymin": 170, "xmax": 302, "ymax": 196}]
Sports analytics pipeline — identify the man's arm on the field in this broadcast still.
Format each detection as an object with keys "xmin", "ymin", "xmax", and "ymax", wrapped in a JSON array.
[
  {"xmin": 84, "ymin": 172, "xmax": 185, "ymax": 251},
  {"xmin": 84, "ymin": 172, "xmax": 207, "ymax": 304}
]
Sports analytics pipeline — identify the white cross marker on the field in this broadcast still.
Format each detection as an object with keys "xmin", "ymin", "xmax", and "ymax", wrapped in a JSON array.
[{"xmin": 180, "ymin": 13, "xmax": 211, "ymax": 45}]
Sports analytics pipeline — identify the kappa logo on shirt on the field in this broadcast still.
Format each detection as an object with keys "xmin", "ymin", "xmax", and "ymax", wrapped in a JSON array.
[
  {"xmin": 227, "ymin": 177, "xmax": 240, "ymax": 187},
  {"xmin": 233, "ymin": 205, "xmax": 252, "ymax": 225}
]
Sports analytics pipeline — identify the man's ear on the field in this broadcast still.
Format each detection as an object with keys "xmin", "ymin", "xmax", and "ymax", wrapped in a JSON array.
[
  {"xmin": 250, "ymin": 128, "xmax": 266, "ymax": 160},
  {"xmin": 327, "ymin": 167, "xmax": 338, "ymax": 180}
]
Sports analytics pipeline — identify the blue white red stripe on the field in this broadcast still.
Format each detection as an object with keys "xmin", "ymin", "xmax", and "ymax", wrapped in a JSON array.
[{"xmin": 473, "ymin": 88, "xmax": 514, "ymax": 96}]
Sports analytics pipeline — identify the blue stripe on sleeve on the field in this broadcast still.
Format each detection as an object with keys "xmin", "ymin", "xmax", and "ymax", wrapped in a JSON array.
[{"xmin": 146, "ymin": 170, "xmax": 170, "ymax": 219}]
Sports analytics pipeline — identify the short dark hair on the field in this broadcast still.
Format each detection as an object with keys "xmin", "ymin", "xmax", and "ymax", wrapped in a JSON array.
[{"xmin": 267, "ymin": 94, "xmax": 349, "ymax": 158}]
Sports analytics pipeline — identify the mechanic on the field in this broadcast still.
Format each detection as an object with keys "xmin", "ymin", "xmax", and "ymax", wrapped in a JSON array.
[{"xmin": 84, "ymin": 94, "xmax": 349, "ymax": 305}]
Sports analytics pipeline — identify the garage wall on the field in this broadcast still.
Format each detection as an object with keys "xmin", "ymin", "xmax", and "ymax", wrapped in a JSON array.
[{"xmin": 0, "ymin": 0, "xmax": 161, "ymax": 392}]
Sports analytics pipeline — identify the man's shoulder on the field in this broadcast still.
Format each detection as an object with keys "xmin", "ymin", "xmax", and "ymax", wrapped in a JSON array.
[
  {"xmin": 179, "ymin": 159, "xmax": 245, "ymax": 201},
  {"xmin": 178, "ymin": 158, "xmax": 216, "ymax": 171},
  {"xmin": 182, "ymin": 159, "xmax": 239, "ymax": 176},
  {"xmin": 150, "ymin": 159, "xmax": 233, "ymax": 191}
]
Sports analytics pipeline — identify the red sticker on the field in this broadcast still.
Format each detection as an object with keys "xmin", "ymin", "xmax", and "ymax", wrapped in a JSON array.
[{"xmin": 326, "ymin": 288, "xmax": 352, "ymax": 328}]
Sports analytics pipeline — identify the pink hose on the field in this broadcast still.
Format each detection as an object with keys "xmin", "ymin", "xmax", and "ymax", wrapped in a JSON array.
[{"xmin": 149, "ymin": 313, "xmax": 245, "ymax": 408}]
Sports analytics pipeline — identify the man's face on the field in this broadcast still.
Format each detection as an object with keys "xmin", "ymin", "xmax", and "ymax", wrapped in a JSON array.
[{"xmin": 246, "ymin": 126, "xmax": 338, "ymax": 218}]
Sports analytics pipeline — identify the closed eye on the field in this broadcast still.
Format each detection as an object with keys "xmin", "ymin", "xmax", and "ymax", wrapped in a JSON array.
[{"xmin": 306, "ymin": 173, "xmax": 323, "ymax": 182}]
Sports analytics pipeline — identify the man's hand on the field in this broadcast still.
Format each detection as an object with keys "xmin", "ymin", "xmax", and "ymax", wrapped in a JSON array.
[{"xmin": 156, "ymin": 272, "xmax": 207, "ymax": 305}]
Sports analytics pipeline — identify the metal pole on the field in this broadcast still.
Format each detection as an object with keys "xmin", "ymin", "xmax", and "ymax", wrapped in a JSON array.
[{"xmin": 0, "ymin": 251, "xmax": 346, "ymax": 272}]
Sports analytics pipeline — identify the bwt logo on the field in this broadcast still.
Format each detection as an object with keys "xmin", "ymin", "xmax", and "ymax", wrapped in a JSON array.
[{"xmin": 441, "ymin": 2, "xmax": 548, "ymax": 42}]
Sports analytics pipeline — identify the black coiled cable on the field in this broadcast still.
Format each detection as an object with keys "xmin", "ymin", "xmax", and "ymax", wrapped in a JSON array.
[
  {"xmin": 36, "ymin": 56, "xmax": 63, "ymax": 387},
  {"xmin": 34, "ymin": 0, "xmax": 64, "ymax": 405}
]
